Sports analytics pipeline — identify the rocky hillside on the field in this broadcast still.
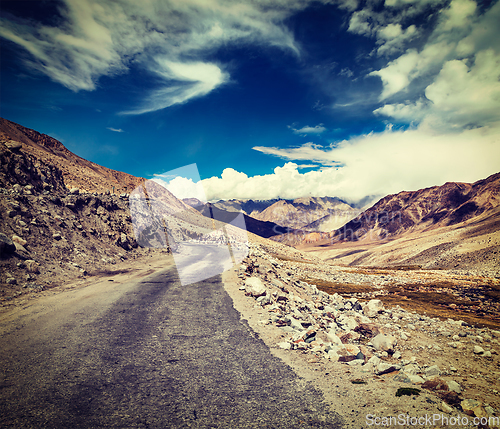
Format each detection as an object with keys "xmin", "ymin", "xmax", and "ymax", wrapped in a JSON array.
[
  {"xmin": 0, "ymin": 137, "xmax": 150, "ymax": 300},
  {"xmin": 0, "ymin": 118, "xmax": 144, "ymax": 195},
  {"xmin": 331, "ymin": 173, "xmax": 500, "ymax": 242}
]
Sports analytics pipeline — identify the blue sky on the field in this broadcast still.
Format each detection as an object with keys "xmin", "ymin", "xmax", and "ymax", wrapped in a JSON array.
[{"xmin": 1, "ymin": 0, "xmax": 499, "ymax": 203}]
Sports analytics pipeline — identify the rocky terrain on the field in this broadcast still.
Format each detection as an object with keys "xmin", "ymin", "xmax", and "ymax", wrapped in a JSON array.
[
  {"xmin": 224, "ymin": 241, "xmax": 500, "ymax": 428},
  {"xmin": 0, "ymin": 118, "xmax": 144, "ymax": 195}
]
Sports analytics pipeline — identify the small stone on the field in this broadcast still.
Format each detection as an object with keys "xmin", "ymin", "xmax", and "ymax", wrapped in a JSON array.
[
  {"xmin": 446, "ymin": 380, "xmax": 461, "ymax": 393},
  {"xmin": 393, "ymin": 351, "xmax": 402, "ymax": 359},
  {"xmin": 363, "ymin": 299, "xmax": 385, "ymax": 318},
  {"xmin": 460, "ymin": 399, "xmax": 482, "ymax": 415},
  {"xmin": 371, "ymin": 334, "xmax": 397, "ymax": 352},
  {"xmin": 6, "ymin": 277, "xmax": 17, "ymax": 285},
  {"xmin": 424, "ymin": 365, "xmax": 441, "ymax": 378},
  {"xmin": 277, "ymin": 341, "xmax": 291, "ymax": 350},
  {"xmin": 0, "ymin": 233, "xmax": 16, "ymax": 256},
  {"xmin": 438, "ymin": 401, "xmax": 454, "ymax": 414},
  {"xmin": 245, "ymin": 277, "xmax": 266, "ymax": 297},
  {"xmin": 483, "ymin": 350, "xmax": 492, "ymax": 358},
  {"xmin": 25, "ymin": 260, "xmax": 40, "ymax": 274},
  {"xmin": 11, "ymin": 235, "xmax": 27, "ymax": 247},
  {"xmin": 473, "ymin": 345, "xmax": 485, "ymax": 354},
  {"xmin": 70, "ymin": 187, "xmax": 80, "ymax": 195},
  {"xmin": 53, "ymin": 232, "xmax": 62, "ymax": 241},
  {"xmin": 5, "ymin": 140, "xmax": 22, "ymax": 151}
]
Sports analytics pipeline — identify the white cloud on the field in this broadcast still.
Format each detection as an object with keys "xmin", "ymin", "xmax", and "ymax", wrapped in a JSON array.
[
  {"xmin": 203, "ymin": 125, "xmax": 500, "ymax": 202},
  {"xmin": 152, "ymin": 177, "xmax": 207, "ymax": 202},
  {"xmin": 288, "ymin": 124, "xmax": 327, "ymax": 135},
  {"xmin": 121, "ymin": 60, "xmax": 228, "ymax": 115},
  {"xmin": 106, "ymin": 127, "xmax": 124, "ymax": 132},
  {"xmin": 0, "ymin": 0, "xmax": 319, "ymax": 114}
]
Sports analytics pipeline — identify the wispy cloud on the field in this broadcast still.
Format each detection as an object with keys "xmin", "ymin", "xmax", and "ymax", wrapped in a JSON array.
[
  {"xmin": 0, "ymin": 0, "xmax": 323, "ymax": 115},
  {"xmin": 106, "ymin": 127, "xmax": 124, "ymax": 133},
  {"xmin": 288, "ymin": 124, "xmax": 327, "ymax": 135}
]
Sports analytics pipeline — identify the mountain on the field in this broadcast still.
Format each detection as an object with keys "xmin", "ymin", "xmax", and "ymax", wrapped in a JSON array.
[
  {"xmin": 331, "ymin": 173, "xmax": 500, "ymax": 242},
  {"xmin": 0, "ymin": 118, "xmax": 144, "ymax": 195},
  {"xmin": 298, "ymin": 173, "xmax": 500, "ymax": 273},
  {"xmin": 213, "ymin": 197, "xmax": 358, "ymax": 231},
  {"xmin": 211, "ymin": 199, "xmax": 281, "ymax": 217},
  {"xmin": 0, "ymin": 118, "xmax": 242, "ymax": 300},
  {"xmin": 192, "ymin": 203, "xmax": 305, "ymax": 239}
]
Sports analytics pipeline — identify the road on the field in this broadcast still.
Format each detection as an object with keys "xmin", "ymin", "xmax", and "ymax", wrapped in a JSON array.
[{"xmin": 0, "ymin": 262, "xmax": 344, "ymax": 428}]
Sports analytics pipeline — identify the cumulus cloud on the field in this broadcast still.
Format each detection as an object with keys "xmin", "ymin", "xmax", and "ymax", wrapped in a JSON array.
[
  {"xmin": 202, "ymin": 125, "xmax": 500, "ymax": 202},
  {"xmin": 0, "ymin": 0, "xmax": 318, "ymax": 114},
  {"xmin": 288, "ymin": 124, "xmax": 327, "ymax": 135},
  {"xmin": 367, "ymin": 0, "xmax": 500, "ymax": 103}
]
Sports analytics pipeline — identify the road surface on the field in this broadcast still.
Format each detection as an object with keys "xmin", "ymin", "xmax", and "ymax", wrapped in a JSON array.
[{"xmin": 0, "ymin": 262, "xmax": 344, "ymax": 428}]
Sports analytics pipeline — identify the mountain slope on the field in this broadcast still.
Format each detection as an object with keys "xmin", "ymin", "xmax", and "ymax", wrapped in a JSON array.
[
  {"xmin": 0, "ymin": 118, "xmax": 144, "ymax": 195},
  {"xmin": 297, "ymin": 173, "xmax": 500, "ymax": 273},
  {"xmin": 331, "ymin": 173, "xmax": 500, "ymax": 242}
]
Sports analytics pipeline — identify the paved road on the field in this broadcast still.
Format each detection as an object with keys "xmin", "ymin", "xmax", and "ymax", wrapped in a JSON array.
[{"xmin": 0, "ymin": 263, "xmax": 344, "ymax": 428}]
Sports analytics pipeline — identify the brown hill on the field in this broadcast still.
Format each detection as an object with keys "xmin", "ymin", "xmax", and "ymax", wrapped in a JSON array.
[
  {"xmin": 0, "ymin": 117, "xmax": 144, "ymax": 194},
  {"xmin": 331, "ymin": 173, "xmax": 500, "ymax": 242}
]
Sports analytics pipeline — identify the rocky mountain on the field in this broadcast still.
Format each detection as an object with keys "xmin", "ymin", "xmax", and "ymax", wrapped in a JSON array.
[
  {"xmin": 0, "ymin": 118, "xmax": 144, "ymax": 195},
  {"xmin": 211, "ymin": 199, "xmax": 281, "ymax": 217},
  {"xmin": 194, "ymin": 203, "xmax": 304, "ymax": 239},
  {"xmin": 212, "ymin": 196, "xmax": 359, "ymax": 232},
  {"xmin": 297, "ymin": 173, "xmax": 500, "ymax": 273},
  {"xmin": 331, "ymin": 173, "xmax": 500, "ymax": 242}
]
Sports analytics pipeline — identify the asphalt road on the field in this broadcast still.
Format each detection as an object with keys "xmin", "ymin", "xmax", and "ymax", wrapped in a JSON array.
[{"xmin": 0, "ymin": 262, "xmax": 344, "ymax": 428}]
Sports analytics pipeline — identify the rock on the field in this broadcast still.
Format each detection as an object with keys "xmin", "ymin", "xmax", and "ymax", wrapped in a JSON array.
[
  {"xmin": 11, "ymin": 235, "xmax": 27, "ymax": 247},
  {"xmin": 14, "ymin": 242, "xmax": 30, "ymax": 259},
  {"xmin": 438, "ymin": 401, "xmax": 454, "ymax": 414},
  {"xmin": 376, "ymin": 362, "xmax": 398, "ymax": 375},
  {"xmin": 6, "ymin": 277, "xmax": 17, "ymax": 285},
  {"xmin": 446, "ymin": 380, "xmax": 461, "ymax": 394},
  {"xmin": 0, "ymin": 233, "xmax": 16, "ymax": 256},
  {"xmin": 363, "ymin": 299, "xmax": 385, "ymax": 318},
  {"xmin": 483, "ymin": 350, "xmax": 492, "ymax": 358},
  {"xmin": 354, "ymin": 323, "xmax": 381, "ymax": 338},
  {"xmin": 392, "ymin": 351, "xmax": 402, "ymax": 359},
  {"xmin": 245, "ymin": 277, "xmax": 266, "ymax": 297},
  {"xmin": 424, "ymin": 365, "xmax": 441, "ymax": 379},
  {"xmin": 393, "ymin": 371, "xmax": 411, "ymax": 383},
  {"xmin": 277, "ymin": 341, "xmax": 291, "ymax": 350},
  {"xmin": 70, "ymin": 187, "xmax": 80, "ymax": 194},
  {"xmin": 473, "ymin": 345, "xmax": 485, "ymax": 354},
  {"xmin": 52, "ymin": 232, "xmax": 62, "ymax": 241},
  {"xmin": 25, "ymin": 260, "xmax": 40, "ymax": 274},
  {"xmin": 326, "ymin": 330, "xmax": 343, "ymax": 346},
  {"xmin": 408, "ymin": 374, "xmax": 425, "ymax": 384},
  {"xmin": 371, "ymin": 334, "xmax": 397, "ymax": 352},
  {"xmin": 461, "ymin": 399, "xmax": 486, "ymax": 417},
  {"xmin": 256, "ymin": 294, "xmax": 271, "ymax": 306},
  {"xmin": 5, "ymin": 140, "xmax": 22, "ymax": 151}
]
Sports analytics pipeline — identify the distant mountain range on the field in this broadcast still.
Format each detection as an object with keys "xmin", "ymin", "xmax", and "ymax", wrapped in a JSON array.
[{"xmin": 297, "ymin": 173, "xmax": 500, "ymax": 272}]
